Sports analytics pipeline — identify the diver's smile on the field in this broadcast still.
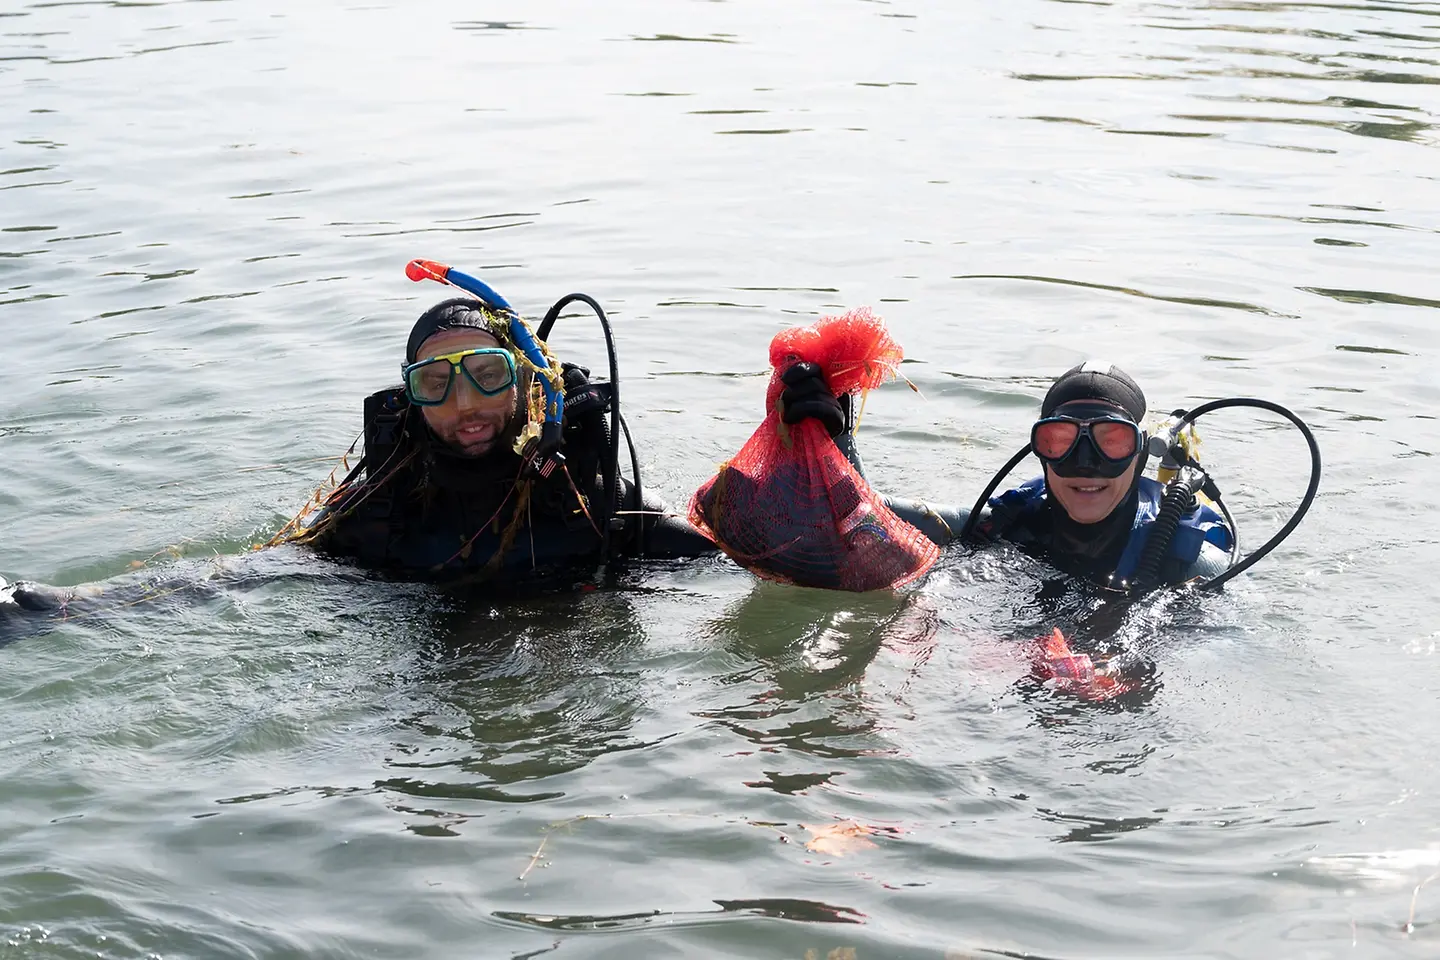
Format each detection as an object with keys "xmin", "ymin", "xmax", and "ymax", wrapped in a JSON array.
[
  {"xmin": 1055, "ymin": 476, "xmax": 1117, "ymax": 497},
  {"xmin": 1046, "ymin": 466, "xmax": 1137, "ymax": 525},
  {"xmin": 453, "ymin": 417, "xmax": 504, "ymax": 454},
  {"xmin": 457, "ymin": 420, "xmax": 498, "ymax": 441}
]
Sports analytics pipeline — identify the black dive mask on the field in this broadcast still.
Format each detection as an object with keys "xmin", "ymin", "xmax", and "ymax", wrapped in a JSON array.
[{"xmin": 1033, "ymin": 401, "xmax": 1143, "ymax": 479}]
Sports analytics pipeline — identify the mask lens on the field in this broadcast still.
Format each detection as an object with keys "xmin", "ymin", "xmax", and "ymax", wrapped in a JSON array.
[
  {"xmin": 407, "ymin": 358, "xmax": 455, "ymax": 404},
  {"xmin": 1091, "ymin": 421, "xmax": 1139, "ymax": 460},
  {"xmin": 1033, "ymin": 420, "xmax": 1081, "ymax": 460},
  {"xmin": 460, "ymin": 350, "xmax": 516, "ymax": 396}
]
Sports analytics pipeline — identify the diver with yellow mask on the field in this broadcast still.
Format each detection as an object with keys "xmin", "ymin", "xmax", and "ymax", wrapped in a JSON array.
[
  {"xmin": 276, "ymin": 262, "xmax": 717, "ymax": 584},
  {"xmin": 0, "ymin": 262, "xmax": 718, "ymax": 630}
]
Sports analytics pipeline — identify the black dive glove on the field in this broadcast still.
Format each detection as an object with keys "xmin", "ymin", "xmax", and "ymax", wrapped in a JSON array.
[
  {"xmin": 561, "ymin": 362, "xmax": 611, "ymax": 418},
  {"xmin": 778, "ymin": 361, "xmax": 850, "ymax": 439},
  {"xmin": 561, "ymin": 361, "xmax": 590, "ymax": 394}
]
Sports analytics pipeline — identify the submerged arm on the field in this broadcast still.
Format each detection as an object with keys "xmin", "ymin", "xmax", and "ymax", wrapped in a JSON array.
[
  {"xmin": 623, "ymin": 479, "xmax": 717, "ymax": 560},
  {"xmin": 833, "ymin": 432, "xmax": 973, "ymax": 548}
]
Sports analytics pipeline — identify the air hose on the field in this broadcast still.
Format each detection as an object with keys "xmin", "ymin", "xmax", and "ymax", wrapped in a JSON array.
[
  {"xmin": 1126, "ymin": 466, "xmax": 1206, "ymax": 596},
  {"xmin": 1156, "ymin": 398, "xmax": 1321, "ymax": 592},
  {"xmin": 538, "ymin": 293, "xmax": 642, "ymax": 562},
  {"xmin": 958, "ymin": 444, "xmax": 1034, "ymax": 546}
]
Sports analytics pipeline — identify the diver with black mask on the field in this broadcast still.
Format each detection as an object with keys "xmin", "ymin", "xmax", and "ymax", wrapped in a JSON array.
[
  {"xmin": 778, "ymin": 360, "xmax": 1238, "ymax": 592},
  {"xmin": 977, "ymin": 362, "xmax": 1233, "ymax": 589}
]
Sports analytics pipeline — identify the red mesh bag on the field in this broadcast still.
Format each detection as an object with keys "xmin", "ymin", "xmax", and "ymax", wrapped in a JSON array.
[{"xmin": 689, "ymin": 308, "xmax": 940, "ymax": 592}]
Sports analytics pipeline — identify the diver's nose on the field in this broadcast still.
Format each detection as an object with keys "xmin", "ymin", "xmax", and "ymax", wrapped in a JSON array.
[
  {"xmin": 453, "ymin": 373, "xmax": 481, "ymax": 412},
  {"xmin": 1072, "ymin": 434, "xmax": 1104, "ymax": 472}
]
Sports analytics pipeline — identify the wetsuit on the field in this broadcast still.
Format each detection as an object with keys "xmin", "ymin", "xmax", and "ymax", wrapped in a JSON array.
[
  {"xmin": 305, "ymin": 377, "xmax": 714, "ymax": 585},
  {"xmin": 841, "ymin": 437, "xmax": 1233, "ymax": 590}
]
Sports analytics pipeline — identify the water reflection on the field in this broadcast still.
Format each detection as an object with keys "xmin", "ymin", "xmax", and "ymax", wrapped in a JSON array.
[
  {"xmin": 1172, "ymin": 111, "xmax": 1433, "ymax": 142},
  {"xmin": 452, "ymin": 21, "xmax": 540, "ymax": 33},
  {"xmin": 690, "ymin": 583, "xmax": 939, "ymax": 787},
  {"xmin": 1010, "ymin": 0, "xmax": 1440, "ymax": 155},
  {"xmin": 628, "ymin": 34, "xmax": 740, "ymax": 44},
  {"xmin": 494, "ymin": 897, "xmax": 867, "ymax": 932},
  {"xmin": 1226, "ymin": 210, "xmax": 1435, "ymax": 232},
  {"xmin": 379, "ymin": 591, "xmax": 656, "ymax": 810},
  {"xmin": 1036, "ymin": 807, "xmax": 1164, "ymax": 843},
  {"xmin": 1303, "ymin": 287, "xmax": 1440, "ymax": 309},
  {"xmin": 953, "ymin": 273, "xmax": 1294, "ymax": 318}
]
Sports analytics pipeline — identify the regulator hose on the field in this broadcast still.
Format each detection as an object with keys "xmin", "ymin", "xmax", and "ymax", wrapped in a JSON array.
[
  {"xmin": 958, "ymin": 443, "xmax": 1034, "ymax": 546},
  {"xmin": 538, "ymin": 293, "xmax": 641, "ymax": 562},
  {"xmin": 1126, "ymin": 467, "xmax": 1206, "ymax": 596},
  {"xmin": 1173, "ymin": 397, "xmax": 1321, "ymax": 592}
]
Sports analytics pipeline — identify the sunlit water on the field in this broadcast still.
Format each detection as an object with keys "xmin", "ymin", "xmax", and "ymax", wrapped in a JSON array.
[{"xmin": 1, "ymin": 0, "xmax": 1438, "ymax": 957}]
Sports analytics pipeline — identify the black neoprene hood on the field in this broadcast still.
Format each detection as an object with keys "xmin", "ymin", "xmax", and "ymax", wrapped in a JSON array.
[
  {"xmin": 1040, "ymin": 362, "xmax": 1147, "ymax": 422},
  {"xmin": 406, "ymin": 298, "xmax": 508, "ymax": 365}
]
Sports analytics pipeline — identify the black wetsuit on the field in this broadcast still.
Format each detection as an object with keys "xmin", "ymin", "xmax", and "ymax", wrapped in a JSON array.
[{"xmin": 305, "ymin": 380, "xmax": 714, "ymax": 585}]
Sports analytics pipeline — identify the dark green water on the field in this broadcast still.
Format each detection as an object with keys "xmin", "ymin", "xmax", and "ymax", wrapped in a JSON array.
[{"xmin": 1, "ymin": 0, "xmax": 1437, "ymax": 957}]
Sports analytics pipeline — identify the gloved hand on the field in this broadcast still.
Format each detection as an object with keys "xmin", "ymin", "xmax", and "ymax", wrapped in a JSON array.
[
  {"xmin": 778, "ymin": 361, "xmax": 849, "ymax": 438},
  {"xmin": 1029, "ymin": 628, "xmax": 1140, "ymax": 702},
  {"xmin": 560, "ymin": 361, "xmax": 612, "ymax": 417},
  {"xmin": 561, "ymin": 361, "xmax": 591, "ymax": 394}
]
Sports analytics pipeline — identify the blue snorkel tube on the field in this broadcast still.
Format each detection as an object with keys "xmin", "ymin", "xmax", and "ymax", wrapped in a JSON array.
[{"xmin": 405, "ymin": 259, "xmax": 566, "ymax": 464}]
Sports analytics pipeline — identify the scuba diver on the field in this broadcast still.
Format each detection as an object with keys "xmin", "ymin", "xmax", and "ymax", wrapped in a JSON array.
[
  {"xmin": 971, "ymin": 363, "xmax": 1234, "ymax": 590},
  {"xmin": 779, "ymin": 356, "xmax": 1320, "ymax": 700},
  {"xmin": 277, "ymin": 264, "xmax": 717, "ymax": 585},
  {"xmin": 0, "ymin": 262, "xmax": 718, "ymax": 633},
  {"xmin": 782, "ymin": 360, "xmax": 1237, "ymax": 592}
]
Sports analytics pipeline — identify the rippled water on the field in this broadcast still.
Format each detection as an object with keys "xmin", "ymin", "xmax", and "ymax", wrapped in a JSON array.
[{"xmin": 1, "ymin": 0, "xmax": 1438, "ymax": 957}]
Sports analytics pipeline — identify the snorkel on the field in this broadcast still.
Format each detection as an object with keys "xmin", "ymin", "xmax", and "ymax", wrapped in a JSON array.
[{"xmin": 405, "ymin": 259, "xmax": 566, "ymax": 475}]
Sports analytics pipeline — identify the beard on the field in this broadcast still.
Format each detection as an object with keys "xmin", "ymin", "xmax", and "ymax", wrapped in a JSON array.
[{"xmin": 438, "ymin": 411, "xmax": 511, "ymax": 458}]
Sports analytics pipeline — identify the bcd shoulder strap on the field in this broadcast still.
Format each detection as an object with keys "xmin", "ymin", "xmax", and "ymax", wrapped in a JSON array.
[
  {"xmin": 362, "ymin": 385, "xmax": 409, "ymax": 481},
  {"xmin": 353, "ymin": 385, "xmax": 412, "ymax": 534}
]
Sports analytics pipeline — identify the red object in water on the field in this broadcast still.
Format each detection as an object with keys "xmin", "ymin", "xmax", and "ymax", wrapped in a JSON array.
[
  {"xmin": 1030, "ymin": 628, "xmax": 1134, "ymax": 701},
  {"xmin": 406, "ymin": 259, "xmax": 450, "ymax": 284},
  {"xmin": 689, "ymin": 308, "xmax": 939, "ymax": 592}
]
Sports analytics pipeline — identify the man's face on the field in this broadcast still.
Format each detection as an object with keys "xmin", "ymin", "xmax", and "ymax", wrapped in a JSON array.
[
  {"xmin": 1040, "ymin": 399, "xmax": 1141, "ymax": 525},
  {"xmin": 412, "ymin": 328, "xmax": 518, "ymax": 458}
]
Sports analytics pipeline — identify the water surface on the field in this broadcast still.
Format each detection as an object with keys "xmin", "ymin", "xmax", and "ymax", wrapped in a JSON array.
[{"xmin": 1, "ymin": 0, "xmax": 1438, "ymax": 957}]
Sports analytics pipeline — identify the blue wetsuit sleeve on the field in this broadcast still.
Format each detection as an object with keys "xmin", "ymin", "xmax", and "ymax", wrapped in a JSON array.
[{"xmin": 1168, "ymin": 540, "xmax": 1231, "ymax": 585}]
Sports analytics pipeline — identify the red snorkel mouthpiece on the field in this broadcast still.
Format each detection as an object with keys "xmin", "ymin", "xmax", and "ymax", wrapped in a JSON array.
[{"xmin": 406, "ymin": 259, "xmax": 451, "ymax": 284}]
